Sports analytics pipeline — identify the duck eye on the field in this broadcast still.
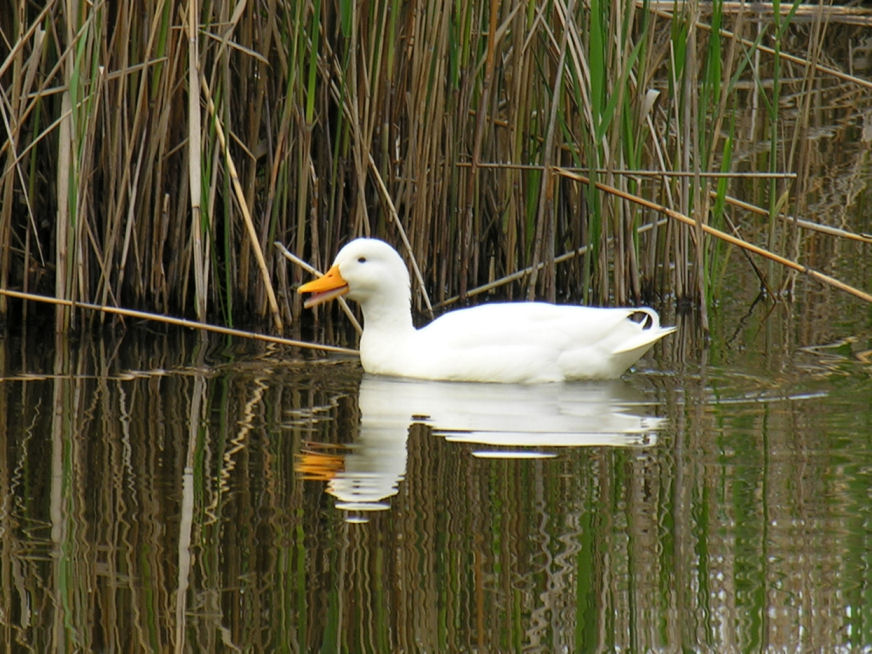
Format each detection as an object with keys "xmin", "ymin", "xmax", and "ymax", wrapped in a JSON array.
[{"xmin": 357, "ymin": 256, "xmax": 367, "ymax": 263}]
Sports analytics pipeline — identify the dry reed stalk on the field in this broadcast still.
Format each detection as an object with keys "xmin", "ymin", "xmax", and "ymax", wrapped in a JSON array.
[
  {"xmin": 643, "ymin": 2, "xmax": 872, "ymax": 27},
  {"xmin": 186, "ymin": 0, "xmax": 207, "ymax": 322},
  {"xmin": 55, "ymin": 81, "xmax": 72, "ymax": 331},
  {"xmin": 0, "ymin": 287, "xmax": 357, "ymax": 354},
  {"xmin": 416, "ymin": 2, "xmax": 452, "ymax": 302},
  {"xmin": 527, "ymin": 0, "xmax": 571, "ymax": 302},
  {"xmin": 368, "ymin": 154, "xmax": 433, "ymax": 317},
  {"xmin": 720, "ymin": 193, "xmax": 872, "ymax": 245},
  {"xmin": 782, "ymin": 5, "xmax": 829, "ymax": 296},
  {"xmin": 1, "ymin": 0, "xmax": 868, "ymax": 334},
  {"xmin": 646, "ymin": 4, "xmax": 872, "ymax": 91},
  {"xmin": 106, "ymin": 133, "xmax": 146, "ymax": 313},
  {"xmin": 0, "ymin": 2, "xmax": 24, "ymax": 317},
  {"xmin": 273, "ymin": 241, "xmax": 362, "ymax": 334},
  {"xmin": 557, "ymin": 168, "xmax": 872, "ymax": 304},
  {"xmin": 460, "ymin": 0, "xmax": 501, "ymax": 300},
  {"xmin": 199, "ymin": 77, "xmax": 283, "ymax": 331},
  {"xmin": 433, "ymin": 218, "xmax": 669, "ymax": 309},
  {"xmin": 457, "ymin": 162, "xmax": 797, "ymax": 180}
]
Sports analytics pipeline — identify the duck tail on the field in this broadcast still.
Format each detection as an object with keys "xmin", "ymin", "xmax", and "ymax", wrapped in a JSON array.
[
  {"xmin": 611, "ymin": 307, "xmax": 677, "ymax": 355},
  {"xmin": 630, "ymin": 307, "xmax": 661, "ymax": 329}
]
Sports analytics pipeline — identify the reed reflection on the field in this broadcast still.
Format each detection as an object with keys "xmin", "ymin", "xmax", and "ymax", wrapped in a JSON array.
[
  {"xmin": 3, "ymin": 326, "xmax": 872, "ymax": 652},
  {"xmin": 296, "ymin": 375, "xmax": 664, "ymax": 517}
]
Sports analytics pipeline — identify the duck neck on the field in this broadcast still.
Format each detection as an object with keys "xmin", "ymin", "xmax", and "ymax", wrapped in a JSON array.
[
  {"xmin": 357, "ymin": 293, "xmax": 416, "ymax": 376},
  {"xmin": 359, "ymin": 294, "xmax": 416, "ymax": 337}
]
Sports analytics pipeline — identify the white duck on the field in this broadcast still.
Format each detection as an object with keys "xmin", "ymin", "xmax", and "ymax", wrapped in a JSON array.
[{"xmin": 299, "ymin": 238, "xmax": 675, "ymax": 383}]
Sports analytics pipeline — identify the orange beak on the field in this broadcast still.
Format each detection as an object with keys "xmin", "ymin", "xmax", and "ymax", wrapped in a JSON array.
[{"xmin": 298, "ymin": 264, "xmax": 349, "ymax": 308}]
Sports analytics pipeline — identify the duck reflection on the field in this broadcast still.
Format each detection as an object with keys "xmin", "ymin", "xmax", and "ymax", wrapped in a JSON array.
[{"xmin": 296, "ymin": 375, "xmax": 664, "ymax": 519}]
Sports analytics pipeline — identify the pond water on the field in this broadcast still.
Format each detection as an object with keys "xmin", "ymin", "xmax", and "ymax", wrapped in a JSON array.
[{"xmin": 1, "ymin": 266, "xmax": 870, "ymax": 651}]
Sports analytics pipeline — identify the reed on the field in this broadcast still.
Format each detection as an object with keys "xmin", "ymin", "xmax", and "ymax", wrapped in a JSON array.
[{"xmin": 0, "ymin": 1, "xmax": 869, "ymax": 336}]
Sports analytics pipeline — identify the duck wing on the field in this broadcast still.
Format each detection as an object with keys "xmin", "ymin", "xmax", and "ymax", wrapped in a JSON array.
[{"xmin": 411, "ymin": 303, "xmax": 670, "ymax": 382}]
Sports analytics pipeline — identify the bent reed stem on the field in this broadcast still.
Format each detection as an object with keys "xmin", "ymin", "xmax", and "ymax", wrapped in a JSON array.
[
  {"xmin": 556, "ymin": 168, "xmax": 872, "ymax": 305},
  {"xmin": 0, "ymin": 288, "xmax": 357, "ymax": 355}
]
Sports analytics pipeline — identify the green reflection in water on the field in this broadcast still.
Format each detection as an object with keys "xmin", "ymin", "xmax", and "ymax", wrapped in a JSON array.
[{"xmin": 0, "ymin": 311, "xmax": 870, "ymax": 651}]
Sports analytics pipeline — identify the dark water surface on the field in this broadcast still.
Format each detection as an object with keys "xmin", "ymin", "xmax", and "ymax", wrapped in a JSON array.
[{"xmin": 1, "ymin": 277, "xmax": 871, "ymax": 652}]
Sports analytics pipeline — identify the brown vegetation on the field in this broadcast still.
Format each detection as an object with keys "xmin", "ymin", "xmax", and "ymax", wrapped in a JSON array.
[{"xmin": 1, "ymin": 1, "xmax": 870, "ymax": 336}]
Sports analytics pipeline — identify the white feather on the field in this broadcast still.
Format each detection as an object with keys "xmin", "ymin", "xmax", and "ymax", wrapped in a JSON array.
[{"xmin": 302, "ymin": 238, "xmax": 675, "ymax": 383}]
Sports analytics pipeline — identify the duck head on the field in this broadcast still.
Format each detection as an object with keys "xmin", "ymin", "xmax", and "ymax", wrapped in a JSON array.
[{"xmin": 299, "ymin": 238, "xmax": 412, "ymax": 312}]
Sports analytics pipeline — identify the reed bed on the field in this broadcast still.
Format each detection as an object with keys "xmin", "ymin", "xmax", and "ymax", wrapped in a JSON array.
[{"xmin": 1, "ymin": 0, "xmax": 870, "ymax": 336}]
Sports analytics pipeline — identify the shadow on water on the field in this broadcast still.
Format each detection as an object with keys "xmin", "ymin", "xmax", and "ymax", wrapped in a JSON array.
[{"xmin": 1, "ymin": 303, "xmax": 870, "ymax": 651}]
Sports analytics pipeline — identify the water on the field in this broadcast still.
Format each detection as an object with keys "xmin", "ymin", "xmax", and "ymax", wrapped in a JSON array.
[{"xmin": 1, "ymin": 286, "xmax": 870, "ymax": 651}]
